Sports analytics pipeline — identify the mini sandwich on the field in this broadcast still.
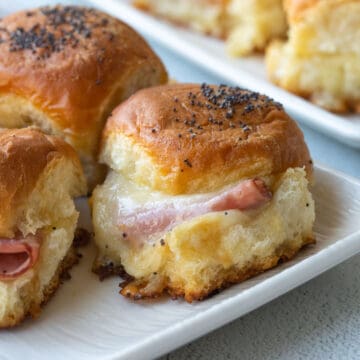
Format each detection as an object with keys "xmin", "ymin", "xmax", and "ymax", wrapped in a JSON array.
[
  {"xmin": 0, "ymin": 128, "xmax": 86, "ymax": 328},
  {"xmin": 0, "ymin": 5, "xmax": 167, "ymax": 190},
  {"xmin": 92, "ymin": 83, "xmax": 315, "ymax": 302},
  {"xmin": 133, "ymin": 0, "xmax": 287, "ymax": 56},
  {"xmin": 266, "ymin": 0, "xmax": 360, "ymax": 112}
]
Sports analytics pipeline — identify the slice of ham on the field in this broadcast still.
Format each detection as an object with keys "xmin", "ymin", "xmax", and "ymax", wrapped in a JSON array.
[
  {"xmin": 0, "ymin": 234, "xmax": 41, "ymax": 280},
  {"xmin": 119, "ymin": 178, "xmax": 272, "ymax": 245}
]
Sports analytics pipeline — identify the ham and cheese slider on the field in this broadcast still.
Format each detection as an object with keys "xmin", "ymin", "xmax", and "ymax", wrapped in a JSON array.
[
  {"xmin": 0, "ymin": 128, "xmax": 86, "ymax": 327},
  {"xmin": 92, "ymin": 83, "xmax": 315, "ymax": 302},
  {"xmin": 134, "ymin": 0, "xmax": 287, "ymax": 56},
  {"xmin": 266, "ymin": 0, "xmax": 360, "ymax": 112},
  {"xmin": 0, "ymin": 6, "xmax": 167, "ymax": 190}
]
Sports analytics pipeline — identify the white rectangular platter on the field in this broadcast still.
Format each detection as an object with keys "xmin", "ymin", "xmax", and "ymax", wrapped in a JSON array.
[
  {"xmin": 88, "ymin": 0, "xmax": 360, "ymax": 149},
  {"xmin": 1, "ymin": 165, "xmax": 360, "ymax": 360}
]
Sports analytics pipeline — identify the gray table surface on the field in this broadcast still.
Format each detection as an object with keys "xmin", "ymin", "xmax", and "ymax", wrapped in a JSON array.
[{"xmin": 3, "ymin": 1, "xmax": 360, "ymax": 359}]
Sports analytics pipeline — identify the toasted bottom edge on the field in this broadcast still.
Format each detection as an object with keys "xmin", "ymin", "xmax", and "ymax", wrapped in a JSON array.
[
  {"xmin": 0, "ymin": 245, "xmax": 80, "ymax": 329},
  {"xmin": 93, "ymin": 261, "xmax": 127, "ymax": 282},
  {"xmin": 117, "ymin": 236, "xmax": 315, "ymax": 303}
]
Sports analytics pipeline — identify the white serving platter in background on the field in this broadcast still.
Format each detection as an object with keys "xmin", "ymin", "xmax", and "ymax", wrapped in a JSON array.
[
  {"xmin": 88, "ymin": 0, "xmax": 360, "ymax": 149},
  {"xmin": 1, "ymin": 165, "xmax": 360, "ymax": 360}
]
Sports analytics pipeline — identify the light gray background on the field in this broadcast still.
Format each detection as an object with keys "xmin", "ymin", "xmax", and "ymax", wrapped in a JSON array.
[{"xmin": 2, "ymin": 1, "xmax": 360, "ymax": 359}]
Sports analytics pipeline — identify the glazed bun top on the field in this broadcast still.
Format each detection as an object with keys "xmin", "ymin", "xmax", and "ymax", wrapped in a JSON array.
[
  {"xmin": 0, "ymin": 128, "xmax": 86, "ymax": 237},
  {"xmin": 0, "ymin": 5, "xmax": 167, "ymax": 162},
  {"xmin": 102, "ymin": 83, "xmax": 313, "ymax": 194}
]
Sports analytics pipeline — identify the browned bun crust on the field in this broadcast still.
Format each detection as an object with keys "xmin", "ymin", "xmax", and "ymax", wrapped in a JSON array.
[
  {"xmin": 0, "ymin": 6, "xmax": 168, "ymax": 189},
  {"xmin": 0, "ymin": 128, "xmax": 86, "ymax": 237},
  {"xmin": 102, "ymin": 83, "xmax": 313, "ymax": 194}
]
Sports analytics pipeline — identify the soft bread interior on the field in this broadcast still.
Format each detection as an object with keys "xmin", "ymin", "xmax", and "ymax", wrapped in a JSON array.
[
  {"xmin": 101, "ymin": 132, "xmax": 272, "ymax": 195},
  {"xmin": 92, "ymin": 167, "xmax": 315, "ymax": 301},
  {"xmin": 286, "ymin": 1, "xmax": 360, "ymax": 56},
  {"xmin": 134, "ymin": 0, "xmax": 286, "ymax": 55},
  {"xmin": 225, "ymin": 0, "xmax": 286, "ymax": 56},
  {"xmin": 134, "ymin": 0, "xmax": 225, "ymax": 37},
  {"xmin": 0, "ymin": 94, "xmax": 57, "ymax": 134},
  {"xmin": 266, "ymin": 42, "xmax": 360, "ymax": 112},
  {"xmin": 0, "ymin": 157, "xmax": 83, "ymax": 328},
  {"xmin": 266, "ymin": 1, "xmax": 360, "ymax": 112}
]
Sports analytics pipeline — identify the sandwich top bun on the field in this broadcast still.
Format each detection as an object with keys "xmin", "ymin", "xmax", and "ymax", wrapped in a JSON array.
[
  {"xmin": 133, "ymin": 0, "xmax": 287, "ymax": 56},
  {"xmin": 101, "ymin": 83, "xmax": 313, "ymax": 195},
  {"xmin": 0, "ymin": 6, "xmax": 168, "ymax": 189},
  {"xmin": 0, "ymin": 128, "xmax": 86, "ymax": 238}
]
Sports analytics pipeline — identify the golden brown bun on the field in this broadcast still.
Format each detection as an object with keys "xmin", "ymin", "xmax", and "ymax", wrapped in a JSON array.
[
  {"xmin": 101, "ymin": 83, "xmax": 313, "ymax": 194},
  {"xmin": 266, "ymin": 0, "xmax": 360, "ymax": 112},
  {"xmin": 0, "ymin": 128, "xmax": 85, "ymax": 238},
  {"xmin": 133, "ymin": 0, "xmax": 287, "ymax": 56},
  {"xmin": 0, "ymin": 6, "xmax": 168, "ymax": 189},
  {"xmin": 0, "ymin": 128, "xmax": 87, "ymax": 328}
]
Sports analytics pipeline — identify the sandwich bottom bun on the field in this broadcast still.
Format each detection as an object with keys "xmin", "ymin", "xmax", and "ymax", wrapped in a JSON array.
[
  {"xmin": 92, "ymin": 167, "xmax": 315, "ymax": 303},
  {"xmin": 266, "ymin": 41, "xmax": 360, "ymax": 113},
  {"xmin": 0, "ymin": 231, "xmax": 78, "ymax": 328},
  {"xmin": 0, "ymin": 129, "xmax": 86, "ymax": 327}
]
